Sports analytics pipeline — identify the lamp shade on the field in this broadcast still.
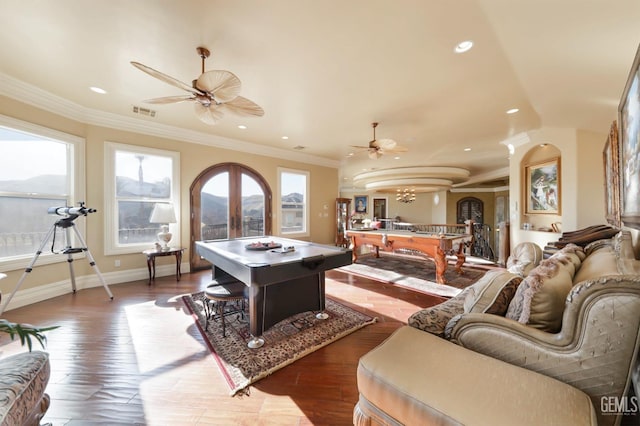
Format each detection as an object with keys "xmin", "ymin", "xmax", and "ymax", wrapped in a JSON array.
[{"xmin": 150, "ymin": 203, "xmax": 177, "ymax": 224}]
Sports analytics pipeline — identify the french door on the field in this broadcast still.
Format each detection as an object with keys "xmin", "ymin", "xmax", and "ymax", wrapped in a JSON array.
[{"xmin": 190, "ymin": 163, "xmax": 272, "ymax": 270}]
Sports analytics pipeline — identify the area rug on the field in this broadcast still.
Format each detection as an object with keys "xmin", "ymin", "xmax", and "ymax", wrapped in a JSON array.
[
  {"xmin": 337, "ymin": 254, "xmax": 487, "ymax": 298},
  {"xmin": 182, "ymin": 293, "xmax": 376, "ymax": 396}
]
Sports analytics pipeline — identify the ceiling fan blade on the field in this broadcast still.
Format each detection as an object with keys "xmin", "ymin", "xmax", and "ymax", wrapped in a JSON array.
[
  {"xmin": 131, "ymin": 61, "xmax": 202, "ymax": 95},
  {"xmin": 194, "ymin": 103, "xmax": 225, "ymax": 125},
  {"xmin": 196, "ymin": 70, "xmax": 242, "ymax": 103},
  {"xmin": 142, "ymin": 95, "xmax": 195, "ymax": 104},
  {"xmin": 386, "ymin": 145, "xmax": 409, "ymax": 153},
  {"xmin": 376, "ymin": 139, "xmax": 398, "ymax": 150},
  {"xmin": 349, "ymin": 145, "xmax": 371, "ymax": 149},
  {"xmin": 223, "ymin": 96, "xmax": 265, "ymax": 117}
]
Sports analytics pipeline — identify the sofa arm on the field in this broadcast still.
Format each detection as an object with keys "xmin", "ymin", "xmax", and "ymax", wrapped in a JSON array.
[
  {"xmin": 449, "ymin": 275, "xmax": 640, "ymax": 426},
  {"xmin": 0, "ymin": 351, "xmax": 51, "ymax": 426}
]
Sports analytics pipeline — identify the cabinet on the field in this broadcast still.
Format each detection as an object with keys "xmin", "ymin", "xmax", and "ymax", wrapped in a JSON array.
[{"xmin": 335, "ymin": 198, "xmax": 351, "ymax": 247}]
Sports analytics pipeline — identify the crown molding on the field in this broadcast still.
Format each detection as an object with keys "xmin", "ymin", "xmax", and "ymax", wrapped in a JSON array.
[{"xmin": 0, "ymin": 72, "xmax": 339, "ymax": 169}]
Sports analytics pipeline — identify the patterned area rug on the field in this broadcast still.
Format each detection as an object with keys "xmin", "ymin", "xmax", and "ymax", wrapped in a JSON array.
[
  {"xmin": 182, "ymin": 293, "xmax": 376, "ymax": 396},
  {"xmin": 337, "ymin": 254, "xmax": 487, "ymax": 298}
]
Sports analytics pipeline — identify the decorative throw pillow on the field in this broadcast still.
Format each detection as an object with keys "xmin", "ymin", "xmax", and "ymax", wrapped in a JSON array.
[
  {"xmin": 463, "ymin": 270, "xmax": 523, "ymax": 316},
  {"xmin": 506, "ymin": 242, "xmax": 543, "ymax": 277},
  {"xmin": 408, "ymin": 289, "xmax": 468, "ymax": 337},
  {"xmin": 505, "ymin": 244, "xmax": 584, "ymax": 332}
]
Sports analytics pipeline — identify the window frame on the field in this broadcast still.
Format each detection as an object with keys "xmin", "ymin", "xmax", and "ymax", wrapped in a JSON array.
[
  {"xmin": 104, "ymin": 142, "xmax": 180, "ymax": 255},
  {"xmin": 277, "ymin": 167, "xmax": 310, "ymax": 238},
  {"xmin": 0, "ymin": 114, "xmax": 86, "ymax": 272}
]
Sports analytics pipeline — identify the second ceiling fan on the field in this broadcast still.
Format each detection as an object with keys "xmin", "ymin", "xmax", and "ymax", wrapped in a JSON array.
[{"xmin": 351, "ymin": 122, "xmax": 408, "ymax": 159}]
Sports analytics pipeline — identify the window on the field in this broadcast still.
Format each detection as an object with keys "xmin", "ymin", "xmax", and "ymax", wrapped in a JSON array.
[
  {"xmin": 278, "ymin": 168, "xmax": 309, "ymax": 236},
  {"xmin": 0, "ymin": 115, "xmax": 85, "ymax": 270},
  {"xmin": 104, "ymin": 142, "xmax": 180, "ymax": 255},
  {"xmin": 457, "ymin": 197, "xmax": 484, "ymax": 224}
]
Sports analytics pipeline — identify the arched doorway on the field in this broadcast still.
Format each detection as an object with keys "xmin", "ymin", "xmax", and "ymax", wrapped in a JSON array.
[
  {"xmin": 190, "ymin": 163, "xmax": 272, "ymax": 270},
  {"xmin": 457, "ymin": 196, "xmax": 484, "ymax": 224}
]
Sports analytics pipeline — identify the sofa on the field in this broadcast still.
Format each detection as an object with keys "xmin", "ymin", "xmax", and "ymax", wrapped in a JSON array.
[
  {"xmin": 353, "ymin": 231, "xmax": 640, "ymax": 426},
  {"xmin": 0, "ymin": 351, "xmax": 51, "ymax": 425}
]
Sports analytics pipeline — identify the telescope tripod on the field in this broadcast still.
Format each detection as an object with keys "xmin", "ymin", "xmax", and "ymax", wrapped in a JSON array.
[{"xmin": 0, "ymin": 216, "xmax": 113, "ymax": 315}]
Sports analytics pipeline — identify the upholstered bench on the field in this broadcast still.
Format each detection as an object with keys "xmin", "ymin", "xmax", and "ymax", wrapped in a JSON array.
[
  {"xmin": 0, "ymin": 351, "xmax": 51, "ymax": 425},
  {"xmin": 354, "ymin": 326, "xmax": 597, "ymax": 426}
]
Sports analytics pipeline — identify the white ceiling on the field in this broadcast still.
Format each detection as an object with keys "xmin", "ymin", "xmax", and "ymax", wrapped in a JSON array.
[{"xmin": 0, "ymin": 0, "xmax": 638, "ymax": 191}]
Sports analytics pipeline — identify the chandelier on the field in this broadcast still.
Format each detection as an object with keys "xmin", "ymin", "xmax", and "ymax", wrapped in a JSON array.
[{"xmin": 396, "ymin": 188, "xmax": 416, "ymax": 203}]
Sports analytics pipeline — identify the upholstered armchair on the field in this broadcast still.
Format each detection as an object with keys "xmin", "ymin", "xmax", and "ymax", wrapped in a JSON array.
[{"xmin": 448, "ymin": 274, "xmax": 640, "ymax": 426}]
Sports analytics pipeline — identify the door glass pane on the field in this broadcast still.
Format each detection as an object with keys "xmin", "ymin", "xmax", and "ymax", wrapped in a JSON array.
[
  {"xmin": 201, "ymin": 172, "xmax": 229, "ymax": 240},
  {"xmin": 241, "ymin": 173, "xmax": 265, "ymax": 237}
]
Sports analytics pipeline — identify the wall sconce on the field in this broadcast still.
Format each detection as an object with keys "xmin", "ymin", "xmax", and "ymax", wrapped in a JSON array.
[{"xmin": 433, "ymin": 193, "xmax": 440, "ymax": 206}]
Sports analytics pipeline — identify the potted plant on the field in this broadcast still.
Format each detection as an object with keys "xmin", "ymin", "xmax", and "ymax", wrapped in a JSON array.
[{"xmin": 0, "ymin": 319, "xmax": 58, "ymax": 351}]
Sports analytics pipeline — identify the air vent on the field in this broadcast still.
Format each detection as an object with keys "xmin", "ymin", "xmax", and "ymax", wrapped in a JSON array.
[{"xmin": 132, "ymin": 106, "xmax": 156, "ymax": 117}]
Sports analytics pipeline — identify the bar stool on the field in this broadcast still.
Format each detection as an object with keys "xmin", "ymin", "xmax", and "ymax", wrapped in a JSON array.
[{"xmin": 203, "ymin": 279, "xmax": 248, "ymax": 337}]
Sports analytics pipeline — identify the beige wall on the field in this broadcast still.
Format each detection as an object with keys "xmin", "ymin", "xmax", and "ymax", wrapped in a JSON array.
[
  {"xmin": 338, "ymin": 189, "xmax": 436, "ymax": 223},
  {"xmin": 0, "ymin": 96, "xmax": 339, "ymax": 297}
]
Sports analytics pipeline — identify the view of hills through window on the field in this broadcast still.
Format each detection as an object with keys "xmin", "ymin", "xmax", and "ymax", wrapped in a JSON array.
[{"xmin": 0, "ymin": 128, "xmax": 71, "ymax": 258}]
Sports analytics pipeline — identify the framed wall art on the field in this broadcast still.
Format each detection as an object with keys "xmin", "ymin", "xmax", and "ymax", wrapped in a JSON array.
[
  {"xmin": 618, "ymin": 44, "xmax": 640, "ymax": 229},
  {"xmin": 354, "ymin": 195, "xmax": 368, "ymax": 214},
  {"xmin": 603, "ymin": 120, "xmax": 621, "ymax": 228},
  {"xmin": 525, "ymin": 157, "xmax": 561, "ymax": 215}
]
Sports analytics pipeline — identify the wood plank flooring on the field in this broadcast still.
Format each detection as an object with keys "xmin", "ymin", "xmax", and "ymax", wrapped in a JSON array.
[{"xmin": 0, "ymin": 269, "xmax": 446, "ymax": 425}]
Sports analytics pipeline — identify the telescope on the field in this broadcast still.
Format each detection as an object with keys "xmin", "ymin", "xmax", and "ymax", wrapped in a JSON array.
[{"xmin": 48, "ymin": 203, "xmax": 96, "ymax": 217}]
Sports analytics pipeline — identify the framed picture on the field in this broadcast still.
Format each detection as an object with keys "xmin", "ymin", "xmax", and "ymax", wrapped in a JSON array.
[
  {"xmin": 603, "ymin": 121, "xmax": 621, "ymax": 228},
  {"xmin": 618, "ymin": 44, "xmax": 640, "ymax": 230},
  {"xmin": 525, "ymin": 158, "xmax": 561, "ymax": 215},
  {"xmin": 354, "ymin": 195, "xmax": 368, "ymax": 214}
]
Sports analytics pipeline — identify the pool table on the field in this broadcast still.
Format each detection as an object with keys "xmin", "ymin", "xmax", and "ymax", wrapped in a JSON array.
[{"xmin": 345, "ymin": 229, "xmax": 472, "ymax": 284}]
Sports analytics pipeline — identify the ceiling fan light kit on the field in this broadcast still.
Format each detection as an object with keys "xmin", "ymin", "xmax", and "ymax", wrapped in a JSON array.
[{"xmin": 131, "ymin": 46, "xmax": 264, "ymax": 125}]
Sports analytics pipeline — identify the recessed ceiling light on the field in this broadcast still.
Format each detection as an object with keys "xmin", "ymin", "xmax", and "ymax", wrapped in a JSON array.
[
  {"xmin": 394, "ymin": 156, "xmax": 401, "ymax": 160},
  {"xmin": 89, "ymin": 86, "xmax": 107, "ymax": 94},
  {"xmin": 281, "ymin": 136, "xmax": 289, "ymax": 140},
  {"xmin": 464, "ymin": 147, "xmax": 472, "ymax": 152},
  {"xmin": 238, "ymin": 125, "xmax": 247, "ymax": 129},
  {"xmin": 454, "ymin": 40, "xmax": 473, "ymax": 53},
  {"xmin": 347, "ymin": 153, "xmax": 354, "ymax": 157},
  {"xmin": 506, "ymin": 108, "xmax": 519, "ymax": 114}
]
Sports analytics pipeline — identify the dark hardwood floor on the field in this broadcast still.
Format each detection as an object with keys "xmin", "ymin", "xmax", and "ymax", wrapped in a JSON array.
[{"xmin": 0, "ymin": 269, "xmax": 446, "ymax": 425}]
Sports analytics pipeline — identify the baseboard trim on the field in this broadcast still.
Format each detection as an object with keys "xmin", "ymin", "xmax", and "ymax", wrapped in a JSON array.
[{"xmin": 1, "ymin": 262, "xmax": 191, "ymax": 312}]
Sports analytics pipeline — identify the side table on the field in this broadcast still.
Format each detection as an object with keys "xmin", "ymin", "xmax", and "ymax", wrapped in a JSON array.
[{"xmin": 142, "ymin": 247, "xmax": 185, "ymax": 285}]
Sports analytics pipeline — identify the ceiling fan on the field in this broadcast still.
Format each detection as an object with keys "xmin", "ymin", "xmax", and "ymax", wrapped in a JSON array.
[
  {"xmin": 131, "ymin": 46, "xmax": 264, "ymax": 125},
  {"xmin": 350, "ymin": 122, "xmax": 408, "ymax": 159}
]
